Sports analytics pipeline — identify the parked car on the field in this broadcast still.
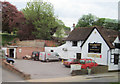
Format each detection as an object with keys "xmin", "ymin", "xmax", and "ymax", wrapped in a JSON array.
[
  {"xmin": 31, "ymin": 51, "xmax": 40, "ymax": 61},
  {"xmin": 63, "ymin": 58, "xmax": 79, "ymax": 67},
  {"xmin": 78, "ymin": 59, "xmax": 98, "ymax": 69},
  {"xmin": 23, "ymin": 55, "xmax": 32, "ymax": 60},
  {"xmin": 5, "ymin": 56, "xmax": 15, "ymax": 64},
  {"xmin": 39, "ymin": 52, "xmax": 60, "ymax": 62}
]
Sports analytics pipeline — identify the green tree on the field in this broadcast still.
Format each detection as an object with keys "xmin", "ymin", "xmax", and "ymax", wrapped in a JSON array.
[
  {"xmin": 76, "ymin": 14, "xmax": 119, "ymax": 31},
  {"xmin": 22, "ymin": 0, "xmax": 63, "ymax": 40},
  {"xmin": 76, "ymin": 13, "xmax": 98, "ymax": 27}
]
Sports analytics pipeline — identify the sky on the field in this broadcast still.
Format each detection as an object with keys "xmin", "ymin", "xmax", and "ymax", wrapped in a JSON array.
[{"xmin": 1, "ymin": 0, "xmax": 119, "ymax": 27}]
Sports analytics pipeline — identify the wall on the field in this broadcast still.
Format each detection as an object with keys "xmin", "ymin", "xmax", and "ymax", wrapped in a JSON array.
[
  {"xmin": 45, "ymin": 41, "xmax": 82, "ymax": 59},
  {"xmin": 16, "ymin": 47, "xmax": 44, "ymax": 59},
  {"xmin": 82, "ymin": 29, "xmax": 110, "ymax": 65},
  {"xmin": 2, "ymin": 60, "xmax": 31, "ymax": 80}
]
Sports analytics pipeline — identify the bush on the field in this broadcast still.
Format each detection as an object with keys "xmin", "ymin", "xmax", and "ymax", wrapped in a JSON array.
[{"xmin": 1, "ymin": 33, "xmax": 17, "ymax": 46}]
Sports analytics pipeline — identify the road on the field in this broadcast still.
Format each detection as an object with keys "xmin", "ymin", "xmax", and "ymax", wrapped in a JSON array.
[
  {"xmin": 27, "ymin": 72, "xmax": 119, "ymax": 82},
  {"xmin": 0, "ymin": 66, "xmax": 25, "ymax": 82}
]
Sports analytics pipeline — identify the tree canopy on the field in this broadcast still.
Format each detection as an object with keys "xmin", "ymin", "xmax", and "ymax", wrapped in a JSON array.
[
  {"xmin": 2, "ymin": 1, "xmax": 24, "ymax": 33},
  {"xmin": 22, "ymin": 0, "xmax": 65, "ymax": 40},
  {"xmin": 76, "ymin": 13, "xmax": 119, "ymax": 31}
]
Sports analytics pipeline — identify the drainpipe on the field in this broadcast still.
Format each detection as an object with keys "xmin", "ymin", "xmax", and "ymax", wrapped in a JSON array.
[{"xmin": 107, "ymin": 49, "xmax": 111, "ymax": 65}]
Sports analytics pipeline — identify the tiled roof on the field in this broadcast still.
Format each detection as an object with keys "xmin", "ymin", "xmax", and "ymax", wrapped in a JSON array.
[{"xmin": 66, "ymin": 26, "xmax": 119, "ymax": 49}]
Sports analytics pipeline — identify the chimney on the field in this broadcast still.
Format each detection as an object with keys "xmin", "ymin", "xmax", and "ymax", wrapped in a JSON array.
[
  {"xmin": 71, "ymin": 23, "xmax": 75, "ymax": 31},
  {"xmin": 73, "ymin": 23, "xmax": 75, "ymax": 28}
]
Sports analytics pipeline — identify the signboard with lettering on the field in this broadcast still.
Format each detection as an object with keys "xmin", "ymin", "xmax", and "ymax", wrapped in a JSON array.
[
  {"xmin": 88, "ymin": 54, "xmax": 102, "ymax": 58},
  {"xmin": 88, "ymin": 43, "xmax": 101, "ymax": 53}
]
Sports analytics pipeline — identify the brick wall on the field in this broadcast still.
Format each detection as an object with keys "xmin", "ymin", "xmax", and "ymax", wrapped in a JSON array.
[
  {"xmin": 71, "ymin": 65, "xmax": 108, "ymax": 76},
  {"xmin": 16, "ymin": 47, "xmax": 44, "ymax": 59}
]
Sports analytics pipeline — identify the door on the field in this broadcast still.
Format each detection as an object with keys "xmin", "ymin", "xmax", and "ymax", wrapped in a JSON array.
[
  {"xmin": 76, "ymin": 53, "xmax": 81, "ymax": 59},
  {"xmin": 9, "ymin": 49, "xmax": 14, "ymax": 58}
]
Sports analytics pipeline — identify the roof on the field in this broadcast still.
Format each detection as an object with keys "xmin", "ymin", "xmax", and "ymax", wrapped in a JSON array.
[
  {"xmin": 66, "ymin": 27, "xmax": 93, "ymax": 41},
  {"xmin": 66, "ymin": 26, "xmax": 119, "ymax": 49}
]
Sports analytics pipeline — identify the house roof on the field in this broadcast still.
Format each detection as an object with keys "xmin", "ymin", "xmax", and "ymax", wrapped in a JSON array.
[{"xmin": 66, "ymin": 26, "xmax": 119, "ymax": 49}]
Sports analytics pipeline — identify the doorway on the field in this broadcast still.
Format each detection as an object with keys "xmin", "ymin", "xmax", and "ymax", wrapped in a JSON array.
[
  {"xmin": 9, "ymin": 49, "xmax": 14, "ymax": 58},
  {"xmin": 76, "ymin": 53, "xmax": 81, "ymax": 59}
]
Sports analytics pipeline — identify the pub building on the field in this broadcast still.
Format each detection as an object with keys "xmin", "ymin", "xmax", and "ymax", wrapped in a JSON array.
[{"xmin": 45, "ymin": 26, "xmax": 120, "ymax": 71}]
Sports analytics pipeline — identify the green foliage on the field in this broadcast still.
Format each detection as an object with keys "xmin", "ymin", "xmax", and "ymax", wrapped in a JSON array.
[
  {"xmin": 1, "ymin": 33, "xmax": 17, "ymax": 46},
  {"xmin": 22, "ymin": 0, "xmax": 65, "ymax": 40},
  {"xmin": 76, "ymin": 13, "xmax": 98, "ymax": 27},
  {"xmin": 76, "ymin": 13, "xmax": 119, "ymax": 31}
]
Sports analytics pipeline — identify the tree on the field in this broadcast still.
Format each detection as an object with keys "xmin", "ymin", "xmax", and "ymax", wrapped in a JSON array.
[
  {"xmin": 76, "ymin": 14, "xmax": 119, "ymax": 31},
  {"xmin": 22, "ymin": 0, "xmax": 64, "ymax": 40},
  {"xmin": 76, "ymin": 13, "xmax": 98, "ymax": 27},
  {"xmin": 2, "ymin": 1, "xmax": 24, "ymax": 33}
]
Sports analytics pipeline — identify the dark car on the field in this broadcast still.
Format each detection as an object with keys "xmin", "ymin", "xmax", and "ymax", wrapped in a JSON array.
[
  {"xmin": 32, "ymin": 51, "xmax": 40, "ymax": 61},
  {"xmin": 78, "ymin": 59, "xmax": 98, "ymax": 69},
  {"xmin": 63, "ymin": 58, "xmax": 79, "ymax": 67},
  {"xmin": 5, "ymin": 56, "xmax": 15, "ymax": 64}
]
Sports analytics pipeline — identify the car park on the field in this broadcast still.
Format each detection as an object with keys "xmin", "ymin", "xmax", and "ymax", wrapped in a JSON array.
[
  {"xmin": 63, "ymin": 58, "xmax": 79, "ymax": 67},
  {"xmin": 78, "ymin": 59, "xmax": 98, "ymax": 69}
]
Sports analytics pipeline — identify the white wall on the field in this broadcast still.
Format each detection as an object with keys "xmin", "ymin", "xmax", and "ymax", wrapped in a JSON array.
[
  {"xmin": 2, "ymin": 47, "xmax": 7, "ymax": 55},
  {"xmin": 45, "ymin": 41, "xmax": 82, "ymax": 59},
  {"xmin": 82, "ymin": 29, "xmax": 110, "ymax": 65}
]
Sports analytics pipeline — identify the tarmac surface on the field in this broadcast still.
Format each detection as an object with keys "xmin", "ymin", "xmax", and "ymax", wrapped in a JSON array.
[
  {"xmin": 14, "ymin": 59, "xmax": 71, "ymax": 79},
  {"xmin": 0, "ymin": 66, "xmax": 25, "ymax": 82},
  {"xmin": 14, "ymin": 59, "xmax": 119, "ymax": 82}
]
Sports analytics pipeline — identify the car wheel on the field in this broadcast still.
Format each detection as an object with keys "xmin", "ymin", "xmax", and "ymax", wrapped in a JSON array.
[
  {"xmin": 46, "ymin": 59, "xmax": 49, "ymax": 62},
  {"xmin": 11, "ymin": 61, "xmax": 14, "ymax": 65}
]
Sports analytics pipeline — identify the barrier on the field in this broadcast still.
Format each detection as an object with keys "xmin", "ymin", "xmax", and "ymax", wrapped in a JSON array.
[
  {"xmin": 71, "ymin": 65, "xmax": 108, "ymax": 76},
  {"xmin": 2, "ymin": 60, "xmax": 31, "ymax": 80}
]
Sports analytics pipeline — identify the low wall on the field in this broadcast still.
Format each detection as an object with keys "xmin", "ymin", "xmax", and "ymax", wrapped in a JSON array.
[
  {"xmin": 2, "ymin": 60, "xmax": 31, "ymax": 80},
  {"xmin": 71, "ymin": 65, "xmax": 108, "ymax": 76}
]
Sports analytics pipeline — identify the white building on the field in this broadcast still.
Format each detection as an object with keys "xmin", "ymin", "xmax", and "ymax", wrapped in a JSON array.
[{"xmin": 45, "ymin": 26, "xmax": 120, "ymax": 71}]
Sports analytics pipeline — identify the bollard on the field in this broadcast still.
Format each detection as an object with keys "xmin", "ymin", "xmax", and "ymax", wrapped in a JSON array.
[
  {"xmin": 61, "ymin": 59, "xmax": 64, "ymax": 64},
  {"xmin": 87, "ymin": 68, "xmax": 91, "ymax": 75}
]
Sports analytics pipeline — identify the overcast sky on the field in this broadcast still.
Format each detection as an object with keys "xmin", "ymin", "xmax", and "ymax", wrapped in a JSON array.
[{"xmin": 2, "ymin": 0, "xmax": 119, "ymax": 27}]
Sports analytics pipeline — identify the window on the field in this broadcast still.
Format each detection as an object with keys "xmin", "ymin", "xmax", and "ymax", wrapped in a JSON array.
[
  {"xmin": 72, "ymin": 41, "xmax": 77, "ymax": 46},
  {"xmin": 92, "ymin": 60, "xmax": 96, "ymax": 63},
  {"xmin": 114, "ymin": 43, "xmax": 120, "ymax": 49},
  {"xmin": 79, "ymin": 60, "xmax": 85, "ymax": 64},
  {"xmin": 51, "ymin": 50, "xmax": 54, "ymax": 52},
  {"xmin": 73, "ymin": 59, "xmax": 79, "ymax": 62},
  {"xmin": 86, "ymin": 60, "xmax": 91, "ymax": 63},
  {"xmin": 88, "ymin": 43, "xmax": 101, "ymax": 53},
  {"xmin": 114, "ymin": 54, "xmax": 119, "ymax": 65},
  {"xmin": 110, "ymin": 54, "xmax": 120, "ymax": 65}
]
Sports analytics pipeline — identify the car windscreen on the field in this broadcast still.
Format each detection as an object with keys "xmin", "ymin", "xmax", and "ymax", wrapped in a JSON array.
[
  {"xmin": 79, "ymin": 60, "xmax": 85, "ymax": 64},
  {"xmin": 67, "ymin": 59, "xmax": 73, "ymax": 62}
]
